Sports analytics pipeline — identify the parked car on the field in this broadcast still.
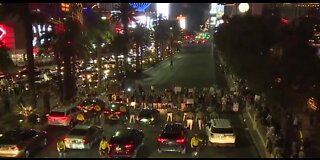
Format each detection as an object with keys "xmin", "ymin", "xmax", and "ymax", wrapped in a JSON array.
[
  {"xmin": 157, "ymin": 123, "xmax": 188, "ymax": 154},
  {"xmin": 47, "ymin": 105, "xmax": 82, "ymax": 127},
  {"xmin": 0, "ymin": 128, "xmax": 47, "ymax": 158},
  {"xmin": 205, "ymin": 118, "xmax": 236, "ymax": 147},
  {"xmin": 108, "ymin": 128, "xmax": 144, "ymax": 158},
  {"xmin": 64, "ymin": 125, "xmax": 104, "ymax": 150},
  {"xmin": 136, "ymin": 108, "xmax": 160, "ymax": 126}
]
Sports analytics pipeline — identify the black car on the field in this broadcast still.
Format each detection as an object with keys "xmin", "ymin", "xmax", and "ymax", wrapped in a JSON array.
[
  {"xmin": 108, "ymin": 128, "xmax": 144, "ymax": 158},
  {"xmin": 0, "ymin": 128, "xmax": 47, "ymax": 158},
  {"xmin": 103, "ymin": 103, "xmax": 127, "ymax": 123},
  {"xmin": 157, "ymin": 123, "xmax": 188, "ymax": 154},
  {"xmin": 137, "ymin": 108, "xmax": 160, "ymax": 126}
]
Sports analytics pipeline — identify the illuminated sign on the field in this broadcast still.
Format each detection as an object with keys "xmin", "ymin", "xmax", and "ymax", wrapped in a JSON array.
[
  {"xmin": 32, "ymin": 24, "xmax": 52, "ymax": 47},
  {"xmin": 0, "ymin": 24, "xmax": 15, "ymax": 49},
  {"xmin": 0, "ymin": 27, "xmax": 6, "ymax": 39}
]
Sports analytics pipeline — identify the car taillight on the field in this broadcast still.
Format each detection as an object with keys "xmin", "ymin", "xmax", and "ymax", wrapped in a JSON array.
[
  {"xmin": 82, "ymin": 138, "xmax": 87, "ymax": 143},
  {"xmin": 157, "ymin": 138, "xmax": 166, "ymax": 143},
  {"xmin": 104, "ymin": 110, "xmax": 110, "ymax": 114},
  {"xmin": 115, "ymin": 111, "xmax": 121, "ymax": 115},
  {"xmin": 10, "ymin": 146, "xmax": 19, "ymax": 151},
  {"xmin": 176, "ymin": 138, "xmax": 185, "ymax": 143},
  {"xmin": 109, "ymin": 144, "xmax": 114, "ymax": 148},
  {"xmin": 125, "ymin": 144, "xmax": 134, "ymax": 148}
]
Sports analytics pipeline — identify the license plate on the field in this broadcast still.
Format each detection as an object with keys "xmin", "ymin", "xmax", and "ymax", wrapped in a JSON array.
[{"xmin": 168, "ymin": 141, "xmax": 174, "ymax": 145}]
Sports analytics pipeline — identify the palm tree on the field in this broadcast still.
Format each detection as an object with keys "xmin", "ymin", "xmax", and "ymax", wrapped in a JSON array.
[
  {"xmin": 0, "ymin": 41, "xmax": 14, "ymax": 73},
  {"xmin": 131, "ymin": 23, "xmax": 150, "ymax": 71},
  {"xmin": 0, "ymin": 3, "xmax": 47, "ymax": 107},
  {"xmin": 111, "ymin": 3, "xmax": 136, "ymax": 75},
  {"xmin": 109, "ymin": 33, "xmax": 127, "ymax": 79},
  {"xmin": 152, "ymin": 14, "xmax": 165, "ymax": 62},
  {"xmin": 83, "ymin": 9, "xmax": 114, "ymax": 89}
]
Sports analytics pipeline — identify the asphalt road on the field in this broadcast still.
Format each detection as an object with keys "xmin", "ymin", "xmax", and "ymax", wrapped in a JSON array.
[{"xmin": 34, "ymin": 44, "xmax": 259, "ymax": 158}]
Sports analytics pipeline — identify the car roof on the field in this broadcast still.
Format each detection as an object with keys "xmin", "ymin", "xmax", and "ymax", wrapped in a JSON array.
[
  {"xmin": 72, "ymin": 125, "xmax": 91, "ymax": 130},
  {"xmin": 51, "ymin": 105, "xmax": 76, "ymax": 112},
  {"xmin": 211, "ymin": 119, "xmax": 232, "ymax": 129},
  {"xmin": 164, "ymin": 123, "xmax": 184, "ymax": 132}
]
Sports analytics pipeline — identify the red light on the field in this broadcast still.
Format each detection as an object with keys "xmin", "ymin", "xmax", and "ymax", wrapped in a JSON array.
[
  {"xmin": 82, "ymin": 138, "xmax": 87, "ymax": 143},
  {"xmin": 281, "ymin": 18, "xmax": 288, "ymax": 24},
  {"xmin": 157, "ymin": 138, "xmax": 166, "ymax": 143},
  {"xmin": 67, "ymin": 41, "xmax": 71, "ymax": 45},
  {"xmin": 176, "ymin": 138, "xmax": 185, "ymax": 143},
  {"xmin": 10, "ymin": 146, "xmax": 19, "ymax": 151},
  {"xmin": 125, "ymin": 144, "xmax": 133, "ymax": 148},
  {"xmin": 115, "ymin": 111, "xmax": 121, "ymax": 115},
  {"xmin": 109, "ymin": 144, "xmax": 114, "ymax": 147},
  {"xmin": 104, "ymin": 110, "xmax": 110, "ymax": 114}
]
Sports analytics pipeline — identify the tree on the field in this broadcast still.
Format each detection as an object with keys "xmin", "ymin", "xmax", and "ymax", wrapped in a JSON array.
[
  {"xmin": 214, "ymin": 14, "xmax": 320, "ymax": 121},
  {"xmin": 0, "ymin": 41, "xmax": 14, "ymax": 72},
  {"xmin": 83, "ymin": 8, "xmax": 114, "ymax": 89},
  {"xmin": 0, "ymin": 3, "xmax": 47, "ymax": 107},
  {"xmin": 131, "ymin": 23, "xmax": 150, "ymax": 71},
  {"xmin": 109, "ymin": 33, "xmax": 127, "ymax": 79},
  {"xmin": 111, "ymin": 3, "xmax": 136, "ymax": 74}
]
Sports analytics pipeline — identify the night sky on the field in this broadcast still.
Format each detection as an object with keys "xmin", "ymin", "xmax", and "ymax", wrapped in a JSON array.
[{"xmin": 170, "ymin": 3, "xmax": 210, "ymax": 31}]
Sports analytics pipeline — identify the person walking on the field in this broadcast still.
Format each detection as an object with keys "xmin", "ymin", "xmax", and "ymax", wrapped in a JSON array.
[
  {"xmin": 57, "ymin": 137, "xmax": 67, "ymax": 158},
  {"xmin": 99, "ymin": 136, "xmax": 110, "ymax": 157}
]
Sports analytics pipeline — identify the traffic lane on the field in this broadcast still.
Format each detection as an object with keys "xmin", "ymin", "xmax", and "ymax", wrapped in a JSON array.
[{"xmin": 34, "ymin": 111, "xmax": 258, "ymax": 158}]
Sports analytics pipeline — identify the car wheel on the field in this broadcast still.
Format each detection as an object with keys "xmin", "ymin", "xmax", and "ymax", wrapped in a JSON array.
[
  {"xmin": 181, "ymin": 147, "xmax": 186, "ymax": 154},
  {"xmin": 25, "ymin": 149, "xmax": 30, "ymax": 158},
  {"xmin": 157, "ymin": 148, "xmax": 162, "ymax": 153},
  {"xmin": 132, "ymin": 149, "xmax": 137, "ymax": 158},
  {"xmin": 42, "ymin": 138, "xmax": 48, "ymax": 147}
]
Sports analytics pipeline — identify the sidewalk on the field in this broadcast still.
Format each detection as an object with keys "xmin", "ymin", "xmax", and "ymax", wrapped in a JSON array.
[{"xmin": 216, "ymin": 51, "xmax": 268, "ymax": 158}]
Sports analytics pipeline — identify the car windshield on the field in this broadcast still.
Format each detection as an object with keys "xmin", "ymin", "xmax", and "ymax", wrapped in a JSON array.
[
  {"xmin": 49, "ymin": 112, "xmax": 65, "ymax": 117},
  {"xmin": 161, "ymin": 132, "xmax": 182, "ymax": 139},
  {"xmin": 139, "ymin": 110, "xmax": 153, "ymax": 118},
  {"xmin": 211, "ymin": 127, "xmax": 234, "ymax": 134},
  {"xmin": 69, "ymin": 129, "xmax": 88, "ymax": 136}
]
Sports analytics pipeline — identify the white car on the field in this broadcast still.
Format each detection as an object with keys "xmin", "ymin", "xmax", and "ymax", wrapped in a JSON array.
[
  {"xmin": 64, "ymin": 125, "xmax": 104, "ymax": 150},
  {"xmin": 47, "ymin": 106, "xmax": 82, "ymax": 127},
  {"xmin": 205, "ymin": 119, "xmax": 236, "ymax": 147}
]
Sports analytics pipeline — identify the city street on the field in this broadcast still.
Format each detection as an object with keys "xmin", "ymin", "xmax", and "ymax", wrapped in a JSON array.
[{"xmin": 34, "ymin": 44, "xmax": 259, "ymax": 158}]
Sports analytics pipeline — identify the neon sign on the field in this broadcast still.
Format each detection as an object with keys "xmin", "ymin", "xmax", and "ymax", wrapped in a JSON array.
[{"xmin": 0, "ymin": 27, "xmax": 5, "ymax": 39}]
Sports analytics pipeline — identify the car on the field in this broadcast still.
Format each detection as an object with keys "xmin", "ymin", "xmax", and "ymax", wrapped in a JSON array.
[
  {"xmin": 0, "ymin": 128, "xmax": 47, "ymax": 158},
  {"xmin": 64, "ymin": 125, "xmax": 104, "ymax": 150},
  {"xmin": 77, "ymin": 98, "xmax": 106, "ymax": 115},
  {"xmin": 205, "ymin": 119, "xmax": 236, "ymax": 147},
  {"xmin": 48, "ymin": 105, "xmax": 82, "ymax": 127},
  {"xmin": 103, "ymin": 103, "xmax": 127, "ymax": 122},
  {"xmin": 157, "ymin": 123, "xmax": 188, "ymax": 154},
  {"xmin": 108, "ymin": 128, "xmax": 144, "ymax": 158},
  {"xmin": 136, "ymin": 108, "xmax": 160, "ymax": 126}
]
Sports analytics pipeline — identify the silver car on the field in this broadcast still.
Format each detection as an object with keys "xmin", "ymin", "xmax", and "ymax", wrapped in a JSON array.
[{"xmin": 64, "ymin": 125, "xmax": 103, "ymax": 149}]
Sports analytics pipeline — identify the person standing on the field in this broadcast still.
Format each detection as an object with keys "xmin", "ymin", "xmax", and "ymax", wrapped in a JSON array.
[
  {"xmin": 196, "ymin": 109, "xmax": 204, "ymax": 130},
  {"xmin": 186, "ymin": 111, "xmax": 195, "ymax": 130},
  {"xmin": 166, "ymin": 106, "xmax": 173, "ymax": 122},
  {"xmin": 129, "ymin": 107, "xmax": 136, "ymax": 124}
]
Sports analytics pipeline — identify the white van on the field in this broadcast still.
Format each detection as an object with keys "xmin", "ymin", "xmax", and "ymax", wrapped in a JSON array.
[{"xmin": 206, "ymin": 119, "xmax": 236, "ymax": 147}]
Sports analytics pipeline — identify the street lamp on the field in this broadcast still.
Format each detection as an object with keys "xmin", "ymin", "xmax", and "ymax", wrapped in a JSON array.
[{"xmin": 238, "ymin": 3, "xmax": 250, "ymax": 13}]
